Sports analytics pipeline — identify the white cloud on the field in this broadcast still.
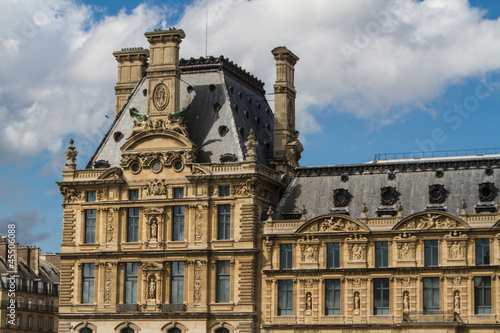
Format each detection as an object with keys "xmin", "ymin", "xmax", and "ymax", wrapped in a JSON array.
[{"xmin": 1, "ymin": 0, "xmax": 500, "ymax": 160}]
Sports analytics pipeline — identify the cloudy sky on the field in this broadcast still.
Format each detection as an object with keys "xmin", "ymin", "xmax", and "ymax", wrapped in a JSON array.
[{"xmin": 1, "ymin": 0, "xmax": 499, "ymax": 253}]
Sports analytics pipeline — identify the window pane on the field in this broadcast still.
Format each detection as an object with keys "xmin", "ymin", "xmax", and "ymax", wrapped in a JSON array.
[
  {"xmin": 373, "ymin": 278, "xmax": 389, "ymax": 315},
  {"xmin": 82, "ymin": 263, "xmax": 94, "ymax": 303},
  {"xmin": 125, "ymin": 263, "xmax": 138, "ymax": 304},
  {"xmin": 219, "ymin": 186, "xmax": 230, "ymax": 197},
  {"xmin": 171, "ymin": 262, "xmax": 184, "ymax": 304},
  {"xmin": 216, "ymin": 261, "xmax": 230, "ymax": 303},
  {"xmin": 375, "ymin": 241, "xmax": 388, "ymax": 267},
  {"xmin": 325, "ymin": 279, "xmax": 341, "ymax": 315},
  {"xmin": 84, "ymin": 210, "xmax": 96, "ymax": 243},
  {"xmin": 87, "ymin": 191, "xmax": 96, "ymax": 202},
  {"xmin": 425, "ymin": 240, "xmax": 439, "ymax": 267},
  {"xmin": 476, "ymin": 239, "xmax": 490, "ymax": 265},
  {"xmin": 174, "ymin": 188, "xmax": 184, "ymax": 198},
  {"xmin": 217, "ymin": 205, "xmax": 231, "ymax": 240},
  {"xmin": 278, "ymin": 280, "xmax": 293, "ymax": 316},
  {"xmin": 327, "ymin": 243, "xmax": 340, "ymax": 268},
  {"xmin": 423, "ymin": 277, "xmax": 439, "ymax": 313},
  {"xmin": 173, "ymin": 206, "xmax": 185, "ymax": 241},
  {"xmin": 475, "ymin": 276, "xmax": 491, "ymax": 314},
  {"xmin": 129, "ymin": 190, "xmax": 139, "ymax": 200},
  {"xmin": 280, "ymin": 244, "xmax": 293, "ymax": 269},
  {"xmin": 127, "ymin": 208, "xmax": 139, "ymax": 242}
]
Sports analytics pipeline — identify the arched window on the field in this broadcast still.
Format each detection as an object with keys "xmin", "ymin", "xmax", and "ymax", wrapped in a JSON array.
[
  {"xmin": 168, "ymin": 328, "xmax": 182, "ymax": 333},
  {"xmin": 81, "ymin": 328, "xmax": 93, "ymax": 333},
  {"xmin": 121, "ymin": 328, "xmax": 134, "ymax": 333},
  {"xmin": 215, "ymin": 328, "xmax": 229, "ymax": 333}
]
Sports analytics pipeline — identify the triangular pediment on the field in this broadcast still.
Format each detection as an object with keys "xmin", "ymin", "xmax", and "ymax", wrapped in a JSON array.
[
  {"xmin": 392, "ymin": 211, "xmax": 470, "ymax": 231},
  {"xmin": 97, "ymin": 167, "xmax": 123, "ymax": 180},
  {"xmin": 296, "ymin": 214, "xmax": 370, "ymax": 233}
]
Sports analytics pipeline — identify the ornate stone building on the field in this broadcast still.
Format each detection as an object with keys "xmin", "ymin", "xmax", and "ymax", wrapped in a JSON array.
[
  {"xmin": 58, "ymin": 28, "xmax": 500, "ymax": 333},
  {"xmin": 0, "ymin": 239, "xmax": 60, "ymax": 332}
]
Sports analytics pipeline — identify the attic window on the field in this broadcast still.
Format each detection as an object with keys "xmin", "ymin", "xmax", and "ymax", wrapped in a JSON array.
[
  {"xmin": 244, "ymin": 111, "xmax": 249, "ymax": 119},
  {"xmin": 229, "ymin": 86, "xmax": 234, "ymax": 94},
  {"xmin": 113, "ymin": 131, "xmax": 124, "ymax": 142},
  {"xmin": 143, "ymin": 89, "xmax": 147, "ymax": 96},
  {"xmin": 265, "ymin": 123, "xmax": 271, "ymax": 130},
  {"xmin": 94, "ymin": 160, "xmax": 110, "ymax": 168},
  {"xmin": 187, "ymin": 85, "xmax": 194, "ymax": 93},
  {"xmin": 257, "ymin": 103, "xmax": 261, "ymax": 110},
  {"xmin": 265, "ymin": 141, "xmax": 270, "ymax": 150},
  {"xmin": 218, "ymin": 126, "xmax": 229, "ymax": 137},
  {"xmin": 239, "ymin": 127, "xmax": 244, "ymax": 138},
  {"xmin": 209, "ymin": 84, "xmax": 216, "ymax": 92},
  {"xmin": 220, "ymin": 153, "xmax": 237, "ymax": 162},
  {"xmin": 247, "ymin": 97, "xmax": 252, "ymax": 104},
  {"xmin": 254, "ymin": 116, "xmax": 260, "ymax": 125},
  {"xmin": 213, "ymin": 103, "xmax": 221, "ymax": 112},
  {"xmin": 238, "ymin": 92, "xmax": 243, "ymax": 99},
  {"xmin": 233, "ymin": 105, "xmax": 238, "ymax": 113}
]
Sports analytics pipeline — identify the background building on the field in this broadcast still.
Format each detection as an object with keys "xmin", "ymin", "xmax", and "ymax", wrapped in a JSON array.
[
  {"xmin": 0, "ymin": 238, "xmax": 60, "ymax": 332},
  {"xmin": 58, "ymin": 28, "xmax": 500, "ymax": 333}
]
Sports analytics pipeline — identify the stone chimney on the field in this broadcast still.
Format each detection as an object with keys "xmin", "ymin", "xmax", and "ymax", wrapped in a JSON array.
[
  {"xmin": 18, "ymin": 246, "xmax": 40, "ymax": 276},
  {"xmin": 271, "ymin": 46, "xmax": 302, "ymax": 179},
  {"xmin": 144, "ymin": 28, "xmax": 186, "ymax": 118},
  {"xmin": 0, "ymin": 236, "xmax": 18, "ymax": 270},
  {"xmin": 41, "ymin": 253, "xmax": 60, "ymax": 270},
  {"xmin": 113, "ymin": 47, "xmax": 150, "ymax": 117}
]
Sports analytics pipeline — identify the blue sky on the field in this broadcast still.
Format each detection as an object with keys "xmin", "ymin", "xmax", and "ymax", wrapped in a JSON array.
[{"xmin": 1, "ymin": 0, "xmax": 500, "ymax": 253}]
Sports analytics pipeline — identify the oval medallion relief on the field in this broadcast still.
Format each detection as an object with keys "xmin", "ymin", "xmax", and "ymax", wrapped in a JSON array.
[{"xmin": 153, "ymin": 83, "xmax": 170, "ymax": 110}]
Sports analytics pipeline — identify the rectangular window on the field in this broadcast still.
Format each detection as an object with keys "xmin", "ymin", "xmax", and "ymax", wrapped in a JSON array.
[
  {"xmin": 125, "ymin": 263, "xmax": 138, "ymax": 304},
  {"xmin": 375, "ymin": 241, "xmax": 389, "ymax": 267},
  {"xmin": 28, "ymin": 297, "xmax": 33, "ymax": 309},
  {"xmin": 28, "ymin": 316, "xmax": 32, "ymax": 330},
  {"xmin": 216, "ymin": 261, "xmax": 230, "ymax": 303},
  {"xmin": 17, "ymin": 314, "xmax": 21, "ymax": 329},
  {"xmin": 280, "ymin": 244, "xmax": 293, "ymax": 269},
  {"xmin": 325, "ymin": 279, "xmax": 341, "ymax": 315},
  {"xmin": 278, "ymin": 280, "xmax": 293, "ymax": 316},
  {"xmin": 174, "ymin": 187, "xmax": 184, "ymax": 198},
  {"xmin": 327, "ymin": 242, "xmax": 340, "ymax": 268},
  {"xmin": 424, "ymin": 240, "xmax": 439, "ymax": 267},
  {"xmin": 48, "ymin": 317, "xmax": 53, "ymax": 331},
  {"xmin": 219, "ymin": 186, "xmax": 230, "ymax": 197},
  {"xmin": 38, "ymin": 316, "xmax": 43, "ymax": 330},
  {"xmin": 373, "ymin": 278, "xmax": 390, "ymax": 315},
  {"xmin": 476, "ymin": 239, "xmax": 490, "ymax": 266},
  {"xmin": 127, "ymin": 208, "xmax": 139, "ymax": 242},
  {"xmin": 84, "ymin": 209, "xmax": 96, "ymax": 243},
  {"xmin": 173, "ymin": 206, "xmax": 185, "ymax": 241},
  {"xmin": 423, "ymin": 277, "xmax": 440, "ymax": 313},
  {"xmin": 86, "ymin": 191, "xmax": 96, "ymax": 202},
  {"xmin": 129, "ymin": 189, "xmax": 139, "ymax": 200},
  {"xmin": 81, "ymin": 263, "xmax": 94, "ymax": 304},
  {"xmin": 170, "ymin": 261, "xmax": 184, "ymax": 304},
  {"xmin": 474, "ymin": 276, "xmax": 491, "ymax": 314},
  {"xmin": 217, "ymin": 204, "xmax": 231, "ymax": 240}
]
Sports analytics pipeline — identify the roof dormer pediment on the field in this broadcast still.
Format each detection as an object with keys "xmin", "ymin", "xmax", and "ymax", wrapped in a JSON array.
[{"xmin": 296, "ymin": 214, "xmax": 370, "ymax": 234}]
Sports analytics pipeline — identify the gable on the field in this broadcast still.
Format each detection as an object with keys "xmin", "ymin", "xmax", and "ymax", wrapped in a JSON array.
[
  {"xmin": 392, "ymin": 211, "xmax": 470, "ymax": 231},
  {"xmin": 296, "ymin": 214, "xmax": 371, "ymax": 233}
]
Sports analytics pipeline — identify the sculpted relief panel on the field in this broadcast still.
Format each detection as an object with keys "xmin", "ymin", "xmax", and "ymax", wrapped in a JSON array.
[
  {"xmin": 395, "ymin": 212, "xmax": 468, "ymax": 231},
  {"xmin": 301, "ymin": 215, "xmax": 369, "ymax": 234}
]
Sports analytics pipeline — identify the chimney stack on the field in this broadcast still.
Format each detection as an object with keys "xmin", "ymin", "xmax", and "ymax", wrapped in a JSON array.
[
  {"xmin": 113, "ymin": 47, "xmax": 150, "ymax": 117},
  {"xmin": 271, "ymin": 47, "xmax": 302, "ymax": 179},
  {"xmin": 144, "ymin": 28, "xmax": 186, "ymax": 118}
]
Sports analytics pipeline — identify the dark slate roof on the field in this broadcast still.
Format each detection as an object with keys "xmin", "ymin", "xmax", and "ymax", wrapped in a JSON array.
[
  {"xmin": 88, "ymin": 56, "xmax": 274, "ymax": 168},
  {"xmin": 275, "ymin": 155, "xmax": 500, "ymax": 219},
  {"xmin": 0, "ymin": 255, "xmax": 59, "ymax": 287}
]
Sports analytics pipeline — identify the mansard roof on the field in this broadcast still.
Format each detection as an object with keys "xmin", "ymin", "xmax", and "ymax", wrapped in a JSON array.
[
  {"xmin": 88, "ymin": 56, "xmax": 274, "ymax": 168},
  {"xmin": 275, "ymin": 155, "xmax": 500, "ymax": 221}
]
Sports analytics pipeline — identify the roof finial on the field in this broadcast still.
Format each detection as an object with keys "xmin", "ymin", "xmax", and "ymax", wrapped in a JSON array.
[
  {"xmin": 64, "ymin": 139, "xmax": 77, "ymax": 170},
  {"xmin": 244, "ymin": 129, "xmax": 258, "ymax": 161}
]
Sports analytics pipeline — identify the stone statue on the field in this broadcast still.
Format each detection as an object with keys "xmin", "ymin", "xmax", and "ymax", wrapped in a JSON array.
[
  {"xmin": 352, "ymin": 243, "xmax": 363, "ymax": 261},
  {"xmin": 454, "ymin": 291, "xmax": 460, "ymax": 314},
  {"xmin": 150, "ymin": 221, "xmax": 157, "ymax": 239},
  {"xmin": 403, "ymin": 291, "xmax": 409, "ymax": 313},
  {"xmin": 149, "ymin": 278, "xmax": 156, "ymax": 299},
  {"xmin": 354, "ymin": 292, "xmax": 360, "ymax": 315},
  {"xmin": 305, "ymin": 292, "xmax": 312, "ymax": 310},
  {"xmin": 304, "ymin": 245, "xmax": 315, "ymax": 262}
]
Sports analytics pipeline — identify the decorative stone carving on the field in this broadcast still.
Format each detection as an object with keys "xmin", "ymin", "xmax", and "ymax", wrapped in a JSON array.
[
  {"xmin": 64, "ymin": 139, "xmax": 78, "ymax": 170},
  {"xmin": 194, "ymin": 260, "xmax": 203, "ymax": 303},
  {"xmin": 148, "ymin": 275, "xmax": 156, "ymax": 299},
  {"xmin": 195, "ymin": 205, "xmax": 203, "ymax": 241},
  {"xmin": 144, "ymin": 179, "xmax": 167, "ymax": 196},
  {"xmin": 444, "ymin": 231, "xmax": 468, "ymax": 260},
  {"xmin": 354, "ymin": 291, "xmax": 360, "ymax": 315},
  {"xmin": 153, "ymin": 83, "xmax": 169, "ymax": 110},
  {"xmin": 244, "ymin": 129, "xmax": 258, "ymax": 161},
  {"xmin": 394, "ymin": 233, "xmax": 417, "ymax": 261},
  {"xmin": 106, "ymin": 209, "xmax": 114, "ymax": 243},
  {"xmin": 121, "ymin": 149, "xmax": 196, "ymax": 168},
  {"xmin": 380, "ymin": 186, "xmax": 399, "ymax": 205},
  {"xmin": 333, "ymin": 188, "xmax": 351, "ymax": 207},
  {"xmin": 429, "ymin": 184, "xmax": 447, "ymax": 204},
  {"xmin": 403, "ymin": 291, "xmax": 410, "ymax": 314},
  {"xmin": 305, "ymin": 292, "xmax": 312, "ymax": 314},
  {"xmin": 60, "ymin": 187, "xmax": 85, "ymax": 205},
  {"xmin": 345, "ymin": 235, "xmax": 367, "ymax": 263},
  {"xmin": 320, "ymin": 216, "xmax": 359, "ymax": 232},
  {"xmin": 104, "ymin": 263, "xmax": 113, "ymax": 304},
  {"xmin": 298, "ymin": 236, "xmax": 319, "ymax": 268},
  {"xmin": 232, "ymin": 178, "xmax": 257, "ymax": 196},
  {"xmin": 454, "ymin": 290, "xmax": 461, "ymax": 314},
  {"xmin": 396, "ymin": 213, "xmax": 466, "ymax": 230},
  {"xmin": 478, "ymin": 182, "xmax": 496, "ymax": 201}
]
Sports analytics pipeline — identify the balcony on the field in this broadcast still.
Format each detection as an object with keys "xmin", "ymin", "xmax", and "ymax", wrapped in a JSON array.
[{"xmin": 1, "ymin": 301, "xmax": 58, "ymax": 313}]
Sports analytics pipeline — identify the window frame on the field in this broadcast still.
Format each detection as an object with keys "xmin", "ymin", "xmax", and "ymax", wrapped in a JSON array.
[
  {"xmin": 375, "ymin": 241, "xmax": 389, "ymax": 268},
  {"xmin": 325, "ymin": 279, "xmax": 341, "ymax": 315},
  {"xmin": 474, "ymin": 276, "xmax": 491, "ymax": 314},
  {"xmin": 219, "ymin": 186, "xmax": 230, "ymax": 197},
  {"xmin": 476, "ymin": 238, "xmax": 490, "ymax": 266},
  {"xmin": 125, "ymin": 263, "xmax": 138, "ymax": 304},
  {"xmin": 127, "ymin": 207, "xmax": 140, "ymax": 242},
  {"xmin": 170, "ymin": 261, "xmax": 185, "ymax": 304},
  {"xmin": 84, "ymin": 209, "xmax": 97, "ymax": 243},
  {"xmin": 216, "ymin": 261, "xmax": 230, "ymax": 303},
  {"xmin": 173, "ymin": 187, "xmax": 184, "ymax": 199},
  {"xmin": 172, "ymin": 206, "xmax": 185, "ymax": 241},
  {"xmin": 277, "ymin": 279, "xmax": 294, "ymax": 316},
  {"xmin": 81, "ymin": 263, "xmax": 95, "ymax": 304},
  {"xmin": 326, "ymin": 242, "xmax": 340, "ymax": 268},
  {"xmin": 423, "ymin": 277, "xmax": 440, "ymax": 313},
  {"xmin": 129, "ymin": 189, "xmax": 139, "ymax": 201},
  {"xmin": 86, "ymin": 191, "xmax": 96, "ymax": 202},
  {"xmin": 217, "ymin": 204, "xmax": 231, "ymax": 240},
  {"xmin": 280, "ymin": 244, "xmax": 293, "ymax": 270},
  {"xmin": 373, "ymin": 278, "xmax": 390, "ymax": 315},
  {"xmin": 424, "ymin": 239, "xmax": 439, "ymax": 267}
]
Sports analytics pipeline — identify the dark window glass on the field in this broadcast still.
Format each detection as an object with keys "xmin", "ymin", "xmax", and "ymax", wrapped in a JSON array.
[
  {"xmin": 278, "ymin": 280, "xmax": 293, "ymax": 316},
  {"xmin": 373, "ymin": 278, "xmax": 390, "ymax": 315},
  {"xmin": 173, "ymin": 206, "xmax": 185, "ymax": 241},
  {"xmin": 125, "ymin": 263, "xmax": 138, "ymax": 304},
  {"xmin": 170, "ymin": 261, "xmax": 184, "ymax": 304},
  {"xmin": 215, "ymin": 329, "xmax": 229, "ymax": 333},
  {"xmin": 280, "ymin": 244, "xmax": 293, "ymax": 269},
  {"xmin": 82, "ymin": 263, "xmax": 94, "ymax": 303},
  {"xmin": 375, "ymin": 241, "xmax": 389, "ymax": 267},
  {"xmin": 168, "ymin": 328, "xmax": 181, "ymax": 333},
  {"xmin": 216, "ymin": 261, "xmax": 230, "ymax": 303},
  {"xmin": 476, "ymin": 239, "xmax": 490, "ymax": 266},
  {"xmin": 219, "ymin": 186, "xmax": 230, "ymax": 197},
  {"xmin": 84, "ymin": 210, "xmax": 96, "ymax": 243},
  {"xmin": 86, "ymin": 191, "xmax": 96, "ymax": 202},
  {"xmin": 81, "ymin": 328, "xmax": 93, "ymax": 333},
  {"xmin": 174, "ymin": 188, "xmax": 184, "ymax": 199},
  {"xmin": 129, "ymin": 190, "xmax": 139, "ymax": 200},
  {"xmin": 475, "ymin": 276, "xmax": 491, "ymax": 314},
  {"xmin": 327, "ymin": 243, "xmax": 340, "ymax": 268},
  {"xmin": 424, "ymin": 240, "xmax": 439, "ymax": 267},
  {"xmin": 325, "ymin": 279, "xmax": 341, "ymax": 315},
  {"xmin": 423, "ymin": 277, "xmax": 440, "ymax": 313},
  {"xmin": 217, "ymin": 204, "xmax": 231, "ymax": 240},
  {"xmin": 121, "ymin": 329, "xmax": 134, "ymax": 333},
  {"xmin": 127, "ymin": 208, "xmax": 139, "ymax": 242}
]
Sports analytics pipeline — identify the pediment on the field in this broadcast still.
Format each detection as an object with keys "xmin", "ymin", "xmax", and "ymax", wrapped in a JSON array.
[
  {"xmin": 141, "ymin": 262, "xmax": 163, "ymax": 270},
  {"xmin": 191, "ymin": 165, "xmax": 212, "ymax": 176},
  {"xmin": 491, "ymin": 219, "xmax": 500, "ymax": 228},
  {"xmin": 97, "ymin": 167, "xmax": 123, "ymax": 180},
  {"xmin": 121, "ymin": 131, "xmax": 195, "ymax": 153},
  {"xmin": 296, "ymin": 214, "xmax": 370, "ymax": 233},
  {"xmin": 392, "ymin": 211, "xmax": 470, "ymax": 231},
  {"xmin": 144, "ymin": 207, "xmax": 165, "ymax": 215}
]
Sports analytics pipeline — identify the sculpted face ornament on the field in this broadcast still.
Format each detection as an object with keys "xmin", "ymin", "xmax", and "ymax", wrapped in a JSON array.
[{"xmin": 153, "ymin": 83, "xmax": 170, "ymax": 110}]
